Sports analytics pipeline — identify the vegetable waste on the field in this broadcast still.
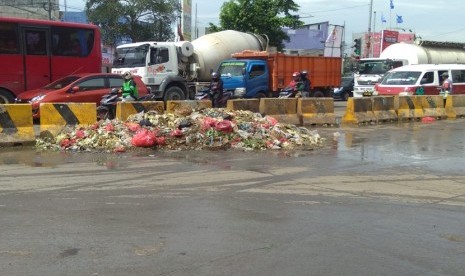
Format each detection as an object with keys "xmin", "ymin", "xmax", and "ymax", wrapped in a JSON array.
[{"xmin": 36, "ymin": 108, "xmax": 325, "ymax": 152}]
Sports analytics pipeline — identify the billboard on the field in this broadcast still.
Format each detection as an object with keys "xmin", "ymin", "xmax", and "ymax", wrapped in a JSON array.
[{"xmin": 381, "ymin": 30, "xmax": 399, "ymax": 52}]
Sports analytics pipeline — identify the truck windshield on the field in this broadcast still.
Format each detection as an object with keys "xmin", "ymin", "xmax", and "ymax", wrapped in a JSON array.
[
  {"xmin": 113, "ymin": 45, "xmax": 148, "ymax": 68},
  {"xmin": 358, "ymin": 61, "xmax": 389, "ymax": 74},
  {"xmin": 380, "ymin": 71, "xmax": 422, "ymax": 85},
  {"xmin": 218, "ymin": 61, "xmax": 246, "ymax": 77},
  {"xmin": 358, "ymin": 60, "xmax": 404, "ymax": 75}
]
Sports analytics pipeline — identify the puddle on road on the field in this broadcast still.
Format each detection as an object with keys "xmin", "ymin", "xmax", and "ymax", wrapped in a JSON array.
[{"xmin": 2, "ymin": 120, "xmax": 465, "ymax": 174}]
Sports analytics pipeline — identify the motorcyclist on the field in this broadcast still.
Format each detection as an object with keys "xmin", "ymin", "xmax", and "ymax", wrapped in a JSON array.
[
  {"xmin": 287, "ymin": 71, "xmax": 304, "ymax": 97},
  {"xmin": 209, "ymin": 72, "xmax": 224, "ymax": 107},
  {"xmin": 300, "ymin": 70, "xmax": 311, "ymax": 97},
  {"xmin": 120, "ymin": 71, "xmax": 138, "ymax": 101}
]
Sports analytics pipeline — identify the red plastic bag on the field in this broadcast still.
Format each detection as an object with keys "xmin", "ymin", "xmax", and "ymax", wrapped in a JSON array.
[
  {"xmin": 202, "ymin": 117, "xmax": 217, "ymax": 130},
  {"xmin": 131, "ymin": 129, "xmax": 156, "ymax": 147},
  {"xmin": 421, "ymin": 116, "xmax": 436, "ymax": 123},
  {"xmin": 265, "ymin": 116, "xmax": 278, "ymax": 126},
  {"xmin": 215, "ymin": 120, "xmax": 233, "ymax": 133}
]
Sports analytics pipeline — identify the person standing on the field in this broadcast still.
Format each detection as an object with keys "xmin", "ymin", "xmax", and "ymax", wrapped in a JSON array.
[{"xmin": 441, "ymin": 72, "xmax": 453, "ymax": 95}]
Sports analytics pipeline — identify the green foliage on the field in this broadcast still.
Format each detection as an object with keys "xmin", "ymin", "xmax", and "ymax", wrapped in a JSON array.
[
  {"xmin": 209, "ymin": 0, "xmax": 303, "ymax": 50},
  {"xmin": 85, "ymin": 0, "xmax": 179, "ymax": 46}
]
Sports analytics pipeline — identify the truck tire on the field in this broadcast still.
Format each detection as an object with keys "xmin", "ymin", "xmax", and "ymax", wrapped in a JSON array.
[
  {"xmin": 312, "ymin": 90, "xmax": 325, "ymax": 97},
  {"xmin": 255, "ymin": 92, "xmax": 267, "ymax": 99},
  {"xmin": 0, "ymin": 89, "xmax": 15, "ymax": 104},
  {"xmin": 164, "ymin": 86, "xmax": 185, "ymax": 101}
]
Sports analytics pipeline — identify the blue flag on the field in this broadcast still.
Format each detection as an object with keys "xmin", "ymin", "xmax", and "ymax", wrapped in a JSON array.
[
  {"xmin": 396, "ymin": 15, "xmax": 403, "ymax": 24},
  {"xmin": 381, "ymin": 14, "xmax": 387, "ymax": 23},
  {"xmin": 390, "ymin": 0, "xmax": 394, "ymax": 9}
]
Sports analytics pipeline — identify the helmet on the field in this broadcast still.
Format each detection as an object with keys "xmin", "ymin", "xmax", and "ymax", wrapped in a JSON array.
[
  {"xmin": 211, "ymin": 72, "xmax": 220, "ymax": 81},
  {"xmin": 123, "ymin": 71, "xmax": 132, "ymax": 80},
  {"xmin": 300, "ymin": 70, "xmax": 308, "ymax": 78},
  {"xmin": 442, "ymin": 72, "xmax": 449, "ymax": 78},
  {"xmin": 292, "ymin": 71, "xmax": 300, "ymax": 80}
]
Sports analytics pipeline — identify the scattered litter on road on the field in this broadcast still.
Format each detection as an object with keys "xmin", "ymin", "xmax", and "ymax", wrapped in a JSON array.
[{"xmin": 36, "ymin": 108, "xmax": 325, "ymax": 152}]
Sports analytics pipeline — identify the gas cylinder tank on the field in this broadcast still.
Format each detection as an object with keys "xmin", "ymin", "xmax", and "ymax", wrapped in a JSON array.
[{"xmin": 380, "ymin": 42, "xmax": 465, "ymax": 64}]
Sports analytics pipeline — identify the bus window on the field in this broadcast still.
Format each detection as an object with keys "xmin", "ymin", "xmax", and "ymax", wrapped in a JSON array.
[
  {"xmin": 25, "ymin": 30, "xmax": 47, "ymax": 55},
  {"xmin": 51, "ymin": 27, "xmax": 94, "ymax": 57},
  {"xmin": 0, "ymin": 22, "xmax": 19, "ymax": 54}
]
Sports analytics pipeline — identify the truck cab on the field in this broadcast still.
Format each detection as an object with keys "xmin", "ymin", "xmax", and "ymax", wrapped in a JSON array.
[
  {"xmin": 353, "ymin": 58, "xmax": 407, "ymax": 97},
  {"xmin": 218, "ymin": 59, "xmax": 269, "ymax": 98},
  {"xmin": 112, "ymin": 42, "xmax": 192, "ymax": 101}
]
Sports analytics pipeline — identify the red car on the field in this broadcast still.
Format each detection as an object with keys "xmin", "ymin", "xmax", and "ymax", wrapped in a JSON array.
[{"xmin": 15, "ymin": 73, "xmax": 150, "ymax": 119}]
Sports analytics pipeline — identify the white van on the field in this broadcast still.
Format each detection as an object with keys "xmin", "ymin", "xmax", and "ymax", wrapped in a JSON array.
[{"xmin": 374, "ymin": 64, "xmax": 465, "ymax": 96}]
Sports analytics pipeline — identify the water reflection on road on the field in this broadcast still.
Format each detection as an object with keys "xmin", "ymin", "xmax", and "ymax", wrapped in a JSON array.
[{"xmin": 2, "ymin": 119, "xmax": 465, "ymax": 175}]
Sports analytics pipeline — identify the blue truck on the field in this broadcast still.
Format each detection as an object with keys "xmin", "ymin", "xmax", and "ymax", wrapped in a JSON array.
[{"xmin": 217, "ymin": 51, "xmax": 342, "ymax": 98}]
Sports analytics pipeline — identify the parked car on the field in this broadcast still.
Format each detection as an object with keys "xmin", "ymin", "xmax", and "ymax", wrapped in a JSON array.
[
  {"xmin": 15, "ymin": 73, "xmax": 149, "ymax": 119},
  {"xmin": 333, "ymin": 76, "xmax": 354, "ymax": 101}
]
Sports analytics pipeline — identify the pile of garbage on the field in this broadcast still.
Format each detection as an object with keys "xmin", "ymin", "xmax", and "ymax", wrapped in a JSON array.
[{"xmin": 36, "ymin": 108, "xmax": 325, "ymax": 152}]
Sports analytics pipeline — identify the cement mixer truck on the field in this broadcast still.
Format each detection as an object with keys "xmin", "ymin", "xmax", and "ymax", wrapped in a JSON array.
[
  {"xmin": 353, "ymin": 40, "xmax": 465, "ymax": 97},
  {"xmin": 111, "ymin": 30, "xmax": 267, "ymax": 100}
]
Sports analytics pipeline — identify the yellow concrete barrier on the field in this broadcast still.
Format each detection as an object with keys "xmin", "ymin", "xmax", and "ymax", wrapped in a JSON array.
[
  {"xmin": 419, "ymin": 95, "xmax": 446, "ymax": 119},
  {"xmin": 40, "ymin": 103, "xmax": 96, "ymax": 136},
  {"xmin": 298, "ymin": 97, "xmax": 336, "ymax": 126},
  {"xmin": 341, "ymin": 97, "xmax": 376, "ymax": 124},
  {"xmin": 116, "ymin": 101, "xmax": 165, "ymax": 121},
  {"xmin": 166, "ymin": 100, "xmax": 212, "ymax": 114},
  {"xmin": 0, "ymin": 104, "xmax": 34, "ymax": 144},
  {"xmin": 226, "ymin": 99, "xmax": 260, "ymax": 113},
  {"xmin": 397, "ymin": 96, "xmax": 423, "ymax": 120},
  {"xmin": 371, "ymin": 96, "xmax": 397, "ymax": 122},
  {"xmin": 445, "ymin": 95, "xmax": 465, "ymax": 119},
  {"xmin": 259, "ymin": 98, "xmax": 300, "ymax": 125}
]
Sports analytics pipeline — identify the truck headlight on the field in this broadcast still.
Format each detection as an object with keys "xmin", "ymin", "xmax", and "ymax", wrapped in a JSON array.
[{"xmin": 234, "ymin": 87, "xmax": 246, "ymax": 97}]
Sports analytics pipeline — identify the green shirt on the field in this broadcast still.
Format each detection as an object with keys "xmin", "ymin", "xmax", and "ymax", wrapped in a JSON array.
[{"xmin": 122, "ymin": 79, "xmax": 138, "ymax": 98}]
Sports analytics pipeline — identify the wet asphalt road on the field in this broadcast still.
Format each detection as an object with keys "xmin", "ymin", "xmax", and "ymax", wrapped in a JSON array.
[{"xmin": 1, "ymin": 103, "xmax": 465, "ymax": 275}]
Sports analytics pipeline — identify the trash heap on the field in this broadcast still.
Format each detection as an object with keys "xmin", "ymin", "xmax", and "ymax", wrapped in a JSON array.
[{"xmin": 36, "ymin": 108, "xmax": 325, "ymax": 152}]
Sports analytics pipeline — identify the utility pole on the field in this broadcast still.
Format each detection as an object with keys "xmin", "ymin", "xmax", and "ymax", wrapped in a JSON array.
[{"xmin": 366, "ymin": 0, "xmax": 373, "ymax": 58}]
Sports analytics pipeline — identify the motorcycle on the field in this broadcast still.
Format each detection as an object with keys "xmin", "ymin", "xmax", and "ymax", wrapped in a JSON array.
[
  {"xmin": 194, "ymin": 87, "xmax": 233, "ymax": 108},
  {"xmin": 278, "ymin": 86, "xmax": 301, "ymax": 98},
  {"xmin": 97, "ymin": 87, "xmax": 156, "ymax": 120}
]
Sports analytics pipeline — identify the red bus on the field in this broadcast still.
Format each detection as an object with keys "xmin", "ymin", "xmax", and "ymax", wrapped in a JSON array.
[{"xmin": 0, "ymin": 17, "xmax": 102, "ymax": 103}]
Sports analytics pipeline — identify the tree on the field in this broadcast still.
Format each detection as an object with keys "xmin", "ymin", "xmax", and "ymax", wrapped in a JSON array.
[
  {"xmin": 85, "ymin": 0, "xmax": 180, "ymax": 46},
  {"xmin": 209, "ymin": 0, "xmax": 304, "ymax": 50}
]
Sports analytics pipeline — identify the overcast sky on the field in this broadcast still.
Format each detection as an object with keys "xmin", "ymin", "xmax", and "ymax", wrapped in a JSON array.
[{"xmin": 60, "ymin": 0, "xmax": 465, "ymax": 43}]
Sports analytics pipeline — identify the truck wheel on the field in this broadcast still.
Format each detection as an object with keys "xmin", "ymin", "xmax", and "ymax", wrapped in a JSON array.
[
  {"xmin": 313, "ymin": 91, "xmax": 325, "ymax": 97},
  {"xmin": 164, "ymin": 86, "xmax": 185, "ymax": 101},
  {"xmin": 255, "ymin": 92, "xmax": 267, "ymax": 99},
  {"xmin": 343, "ymin": 91, "xmax": 350, "ymax": 101},
  {"xmin": 0, "ymin": 89, "xmax": 15, "ymax": 104}
]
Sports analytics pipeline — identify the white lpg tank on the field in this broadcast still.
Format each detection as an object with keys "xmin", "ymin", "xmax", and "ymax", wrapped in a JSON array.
[
  {"xmin": 380, "ymin": 42, "xmax": 465, "ymax": 65},
  {"xmin": 190, "ymin": 30, "xmax": 267, "ymax": 81}
]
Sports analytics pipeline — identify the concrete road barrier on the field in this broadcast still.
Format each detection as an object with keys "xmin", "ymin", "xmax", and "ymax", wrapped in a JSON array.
[
  {"xmin": 226, "ymin": 99, "xmax": 260, "ymax": 113},
  {"xmin": 420, "ymin": 95, "xmax": 446, "ymax": 119},
  {"xmin": 397, "ymin": 96, "xmax": 424, "ymax": 120},
  {"xmin": 342, "ymin": 97, "xmax": 376, "ymax": 124},
  {"xmin": 372, "ymin": 96, "xmax": 397, "ymax": 122},
  {"xmin": 40, "ymin": 103, "xmax": 96, "ymax": 136},
  {"xmin": 166, "ymin": 100, "xmax": 212, "ymax": 115},
  {"xmin": 116, "ymin": 101, "xmax": 165, "ymax": 121},
  {"xmin": 445, "ymin": 95, "xmax": 465, "ymax": 119},
  {"xmin": 0, "ymin": 104, "xmax": 34, "ymax": 144},
  {"xmin": 298, "ymin": 97, "xmax": 336, "ymax": 126},
  {"xmin": 259, "ymin": 98, "xmax": 300, "ymax": 125}
]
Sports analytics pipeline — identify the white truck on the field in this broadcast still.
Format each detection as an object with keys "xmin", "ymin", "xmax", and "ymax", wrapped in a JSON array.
[
  {"xmin": 111, "ymin": 30, "xmax": 267, "ymax": 101},
  {"xmin": 353, "ymin": 40, "xmax": 465, "ymax": 97}
]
